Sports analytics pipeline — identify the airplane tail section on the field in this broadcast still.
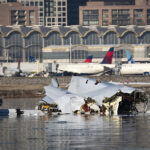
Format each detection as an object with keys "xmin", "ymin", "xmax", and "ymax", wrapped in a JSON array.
[
  {"xmin": 126, "ymin": 50, "xmax": 135, "ymax": 64},
  {"xmin": 101, "ymin": 47, "xmax": 114, "ymax": 64},
  {"xmin": 30, "ymin": 56, "xmax": 35, "ymax": 62},
  {"xmin": 50, "ymin": 77, "xmax": 59, "ymax": 88},
  {"xmin": 84, "ymin": 55, "xmax": 93, "ymax": 63}
]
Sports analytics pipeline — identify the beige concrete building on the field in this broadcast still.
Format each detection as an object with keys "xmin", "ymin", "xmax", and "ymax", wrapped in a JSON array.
[
  {"xmin": 79, "ymin": 0, "xmax": 150, "ymax": 26},
  {"xmin": 0, "ymin": 0, "xmax": 68, "ymax": 26},
  {"xmin": 0, "ymin": 2, "xmax": 38, "ymax": 26}
]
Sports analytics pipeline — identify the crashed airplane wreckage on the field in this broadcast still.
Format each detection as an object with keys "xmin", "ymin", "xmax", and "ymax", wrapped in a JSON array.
[{"xmin": 36, "ymin": 76, "xmax": 149, "ymax": 116}]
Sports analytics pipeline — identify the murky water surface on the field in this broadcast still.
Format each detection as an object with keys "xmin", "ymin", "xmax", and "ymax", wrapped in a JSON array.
[{"xmin": 0, "ymin": 98, "xmax": 150, "ymax": 150}]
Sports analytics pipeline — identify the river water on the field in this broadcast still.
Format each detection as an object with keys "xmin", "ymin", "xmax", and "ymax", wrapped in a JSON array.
[{"xmin": 0, "ymin": 98, "xmax": 150, "ymax": 150}]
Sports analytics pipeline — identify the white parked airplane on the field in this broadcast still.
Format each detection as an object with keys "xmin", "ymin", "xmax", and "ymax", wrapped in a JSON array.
[
  {"xmin": 120, "ymin": 50, "xmax": 150, "ymax": 75},
  {"xmin": 120, "ymin": 63, "xmax": 150, "ymax": 75},
  {"xmin": 56, "ymin": 47, "xmax": 115, "ymax": 76},
  {"xmin": 0, "ymin": 59, "xmax": 46, "ymax": 77},
  {"xmin": 0, "ymin": 58, "xmax": 21, "ymax": 77}
]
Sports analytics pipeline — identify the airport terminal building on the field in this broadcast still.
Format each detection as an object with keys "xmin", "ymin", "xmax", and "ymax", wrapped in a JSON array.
[{"xmin": 0, "ymin": 25, "xmax": 150, "ymax": 63}]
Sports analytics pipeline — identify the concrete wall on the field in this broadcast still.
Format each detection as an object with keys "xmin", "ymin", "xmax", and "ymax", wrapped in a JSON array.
[
  {"xmin": 0, "ymin": 77, "xmax": 51, "ymax": 85},
  {"xmin": 0, "ymin": 75, "xmax": 150, "ymax": 86}
]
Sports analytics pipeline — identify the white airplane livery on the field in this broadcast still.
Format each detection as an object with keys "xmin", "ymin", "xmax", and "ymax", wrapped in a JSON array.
[
  {"xmin": 58, "ymin": 63, "xmax": 115, "ymax": 75},
  {"xmin": 56, "ymin": 47, "xmax": 115, "ymax": 75},
  {"xmin": 120, "ymin": 50, "xmax": 150, "ymax": 75},
  {"xmin": 120, "ymin": 63, "xmax": 150, "ymax": 75}
]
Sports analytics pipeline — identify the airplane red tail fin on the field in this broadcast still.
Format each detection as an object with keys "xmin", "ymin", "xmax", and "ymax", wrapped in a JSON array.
[
  {"xmin": 84, "ymin": 55, "xmax": 93, "ymax": 63},
  {"xmin": 101, "ymin": 47, "xmax": 114, "ymax": 64}
]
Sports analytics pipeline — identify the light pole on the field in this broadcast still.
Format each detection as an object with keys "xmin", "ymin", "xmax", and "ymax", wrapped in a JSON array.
[
  {"xmin": 69, "ymin": 37, "xmax": 72, "ymax": 63},
  {"xmin": 7, "ymin": 49, "xmax": 8, "ymax": 63}
]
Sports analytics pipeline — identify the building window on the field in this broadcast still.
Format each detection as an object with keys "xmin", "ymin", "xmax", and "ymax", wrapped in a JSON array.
[
  {"xmin": 25, "ymin": 1, "xmax": 29, "ymax": 6},
  {"xmin": 83, "ymin": 31, "xmax": 99, "ymax": 45},
  {"xmin": 58, "ymin": 18, "xmax": 61, "ymax": 22},
  {"xmin": 147, "ymin": 9, "xmax": 150, "ymax": 25},
  {"xmin": 29, "ymin": 10, "xmax": 35, "ymax": 25},
  {"xmin": 120, "ymin": 32, "xmax": 137, "ymax": 44},
  {"xmin": 112, "ymin": 9, "xmax": 117, "ymax": 15},
  {"xmin": 40, "ymin": 13, "xmax": 43, "ymax": 16},
  {"xmin": 58, "ymin": 7, "xmax": 61, "ymax": 11},
  {"xmin": 58, "ymin": 12, "xmax": 61, "ymax": 16},
  {"xmin": 50, "ymin": 2, "xmax": 54, "ymax": 6},
  {"xmin": 102, "ymin": 20, "xmax": 108, "ymax": 26},
  {"xmin": 63, "ymin": 18, "xmax": 66, "ymax": 22},
  {"xmin": 72, "ymin": 50, "xmax": 88, "ymax": 61},
  {"xmin": 103, "ymin": 14, "xmax": 108, "ymax": 18},
  {"xmin": 83, "ymin": 10, "xmax": 99, "ymax": 25},
  {"xmin": 58, "ymin": 2, "xmax": 61, "ymax": 6},
  {"xmin": 21, "ymin": 1, "xmax": 24, "ymax": 6},
  {"xmin": 103, "ymin": 9, "xmax": 108, "ymax": 13},
  {"xmin": 30, "ymin": 1, "xmax": 34, "ymax": 6},
  {"xmin": 47, "ymin": 18, "xmax": 51, "ymax": 22},
  {"xmin": 134, "ymin": 9, "xmax": 144, "ymax": 25},
  {"xmin": 139, "ymin": 31, "xmax": 150, "ymax": 44},
  {"xmin": 5, "ymin": 32, "xmax": 23, "ymax": 62},
  {"xmin": 40, "ymin": 18, "xmax": 43, "ymax": 22},
  {"xmin": 104, "ymin": 31, "xmax": 118, "ymax": 44},
  {"xmin": 62, "ymin": 2, "xmax": 65, "ymax": 6},
  {"xmin": 146, "ymin": 47, "xmax": 150, "ymax": 57},
  {"xmin": 102, "ymin": 9, "xmax": 108, "ymax": 24},
  {"xmin": 114, "ymin": 50, "xmax": 125, "ymax": 59},
  {"xmin": 112, "ymin": 9, "xmax": 130, "ymax": 26},
  {"xmin": 40, "ymin": 1, "xmax": 43, "ymax": 6},
  {"xmin": 35, "ymin": 2, "xmax": 38, "ymax": 6},
  {"xmin": 52, "ymin": 18, "xmax": 55, "ymax": 22},
  {"xmin": 44, "ymin": 31, "xmax": 61, "ymax": 46},
  {"xmin": 40, "ymin": 8, "xmax": 43, "ymax": 11}
]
